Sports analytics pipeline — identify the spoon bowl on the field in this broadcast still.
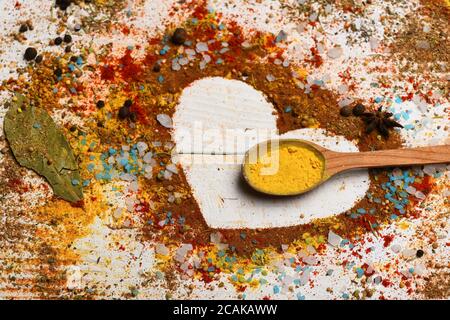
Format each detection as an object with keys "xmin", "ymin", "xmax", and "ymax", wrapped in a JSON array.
[{"xmin": 243, "ymin": 139, "xmax": 450, "ymax": 196}]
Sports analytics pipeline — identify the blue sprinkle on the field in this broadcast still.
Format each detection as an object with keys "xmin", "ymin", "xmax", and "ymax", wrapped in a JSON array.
[
  {"xmin": 394, "ymin": 96, "xmax": 402, "ymax": 103},
  {"xmin": 68, "ymin": 64, "xmax": 76, "ymax": 72},
  {"xmin": 216, "ymin": 58, "xmax": 224, "ymax": 64},
  {"xmin": 33, "ymin": 123, "xmax": 41, "ymax": 129},
  {"xmin": 71, "ymin": 179, "xmax": 80, "ymax": 186},
  {"xmin": 273, "ymin": 286, "xmax": 280, "ymax": 294},
  {"xmin": 76, "ymin": 57, "xmax": 83, "ymax": 66},
  {"xmin": 355, "ymin": 268, "xmax": 364, "ymax": 278},
  {"xmin": 401, "ymin": 111, "xmax": 410, "ymax": 120},
  {"xmin": 82, "ymin": 179, "xmax": 90, "ymax": 187},
  {"xmin": 240, "ymin": 232, "xmax": 247, "ymax": 239},
  {"xmin": 158, "ymin": 75, "xmax": 164, "ymax": 83},
  {"xmin": 404, "ymin": 124, "xmax": 414, "ymax": 130},
  {"xmin": 296, "ymin": 293, "xmax": 305, "ymax": 300},
  {"xmin": 390, "ymin": 214, "xmax": 398, "ymax": 220},
  {"xmin": 357, "ymin": 208, "xmax": 366, "ymax": 214},
  {"xmin": 342, "ymin": 293, "xmax": 349, "ymax": 299},
  {"xmin": 284, "ymin": 106, "xmax": 292, "ymax": 113},
  {"xmin": 375, "ymin": 97, "xmax": 383, "ymax": 103}
]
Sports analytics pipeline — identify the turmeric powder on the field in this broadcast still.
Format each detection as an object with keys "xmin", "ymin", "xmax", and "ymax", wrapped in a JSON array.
[{"xmin": 244, "ymin": 142, "xmax": 325, "ymax": 195}]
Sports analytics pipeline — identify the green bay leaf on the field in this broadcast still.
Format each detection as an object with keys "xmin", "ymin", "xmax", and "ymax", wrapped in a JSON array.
[{"xmin": 3, "ymin": 94, "xmax": 83, "ymax": 203}]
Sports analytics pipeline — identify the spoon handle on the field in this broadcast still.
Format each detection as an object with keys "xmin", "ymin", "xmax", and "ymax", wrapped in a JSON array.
[{"xmin": 325, "ymin": 145, "xmax": 450, "ymax": 175}]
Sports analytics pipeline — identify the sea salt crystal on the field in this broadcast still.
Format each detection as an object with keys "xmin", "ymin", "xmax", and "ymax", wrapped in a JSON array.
[
  {"xmin": 309, "ymin": 12, "xmax": 318, "ymax": 22},
  {"xmin": 406, "ymin": 186, "xmax": 417, "ymax": 195},
  {"xmin": 423, "ymin": 165, "xmax": 436, "ymax": 176},
  {"xmin": 393, "ymin": 168, "xmax": 402, "ymax": 177},
  {"xmin": 175, "ymin": 244, "xmax": 193, "ymax": 262},
  {"xmin": 155, "ymin": 244, "xmax": 169, "ymax": 256},
  {"xmin": 196, "ymin": 42, "xmax": 208, "ymax": 52},
  {"xmin": 369, "ymin": 37, "xmax": 380, "ymax": 50},
  {"xmin": 402, "ymin": 248, "xmax": 416, "ymax": 259},
  {"xmin": 113, "ymin": 208, "xmax": 123, "ymax": 220},
  {"xmin": 303, "ymin": 256, "xmax": 318, "ymax": 266},
  {"xmin": 186, "ymin": 48, "xmax": 196, "ymax": 57},
  {"xmin": 415, "ymin": 191, "xmax": 426, "ymax": 200},
  {"xmin": 166, "ymin": 164, "xmax": 178, "ymax": 174},
  {"xmin": 416, "ymin": 40, "xmax": 430, "ymax": 50},
  {"xmin": 136, "ymin": 142, "xmax": 148, "ymax": 155},
  {"xmin": 143, "ymin": 152, "xmax": 153, "ymax": 163},
  {"xmin": 338, "ymin": 84, "xmax": 348, "ymax": 94},
  {"xmin": 328, "ymin": 230, "xmax": 342, "ymax": 247},
  {"xmin": 391, "ymin": 244, "xmax": 402, "ymax": 253},
  {"xmin": 119, "ymin": 173, "xmax": 136, "ymax": 181},
  {"xmin": 327, "ymin": 47, "xmax": 343, "ymax": 59},
  {"xmin": 338, "ymin": 97, "xmax": 354, "ymax": 107},
  {"xmin": 210, "ymin": 232, "xmax": 223, "ymax": 244},
  {"xmin": 156, "ymin": 114, "xmax": 173, "ymax": 128},
  {"xmin": 171, "ymin": 61, "xmax": 181, "ymax": 71},
  {"xmin": 299, "ymin": 269, "xmax": 310, "ymax": 286},
  {"xmin": 129, "ymin": 181, "xmax": 139, "ymax": 193},
  {"xmin": 414, "ymin": 263, "xmax": 426, "ymax": 276},
  {"xmin": 163, "ymin": 170, "xmax": 172, "ymax": 180},
  {"xmin": 178, "ymin": 57, "xmax": 189, "ymax": 65}
]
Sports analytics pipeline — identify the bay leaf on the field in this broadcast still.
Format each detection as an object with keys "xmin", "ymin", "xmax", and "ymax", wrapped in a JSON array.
[{"xmin": 3, "ymin": 94, "xmax": 83, "ymax": 203}]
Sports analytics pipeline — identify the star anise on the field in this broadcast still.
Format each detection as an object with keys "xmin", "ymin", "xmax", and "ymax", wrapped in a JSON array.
[{"xmin": 361, "ymin": 106, "xmax": 403, "ymax": 138}]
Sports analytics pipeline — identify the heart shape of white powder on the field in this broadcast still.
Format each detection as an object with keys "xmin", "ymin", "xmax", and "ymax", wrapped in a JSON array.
[{"xmin": 172, "ymin": 77, "xmax": 369, "ymax": 229}]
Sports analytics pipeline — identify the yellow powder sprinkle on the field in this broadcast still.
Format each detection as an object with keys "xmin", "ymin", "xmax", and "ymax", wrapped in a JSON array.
[{"xmin": 244, "ymin": 142, "xmax": 325, "ymax": 195}]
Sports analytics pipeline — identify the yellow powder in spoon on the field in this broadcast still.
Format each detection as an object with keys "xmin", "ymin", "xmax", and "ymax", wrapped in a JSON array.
[{"xmin": 244, "ymin": 143, "xmax": 325, "ymax": 195}]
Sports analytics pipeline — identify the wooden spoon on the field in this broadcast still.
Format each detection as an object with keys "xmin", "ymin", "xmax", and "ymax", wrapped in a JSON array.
[{"xmin": 242, "ymin": 139, "xmax": 450, "ymax": 196}]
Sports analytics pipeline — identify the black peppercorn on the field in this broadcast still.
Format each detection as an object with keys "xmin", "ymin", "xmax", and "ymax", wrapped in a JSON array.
[
  {"xmin": 19, "ymin": 24, "xmax": 28, "ymax": 33},
  {"xmin": 340, "ymin": 105, "xmax": 353, "ymax": 117},
  {"xmin": 96, "ymin": 100, "xmax": 105, "ymax": 109},
  {"xmin": 171, "ymin": 28, "xmax": 187, "ymax": 45},
  {"xmin": 152, "ymin": 63, "xmax": 161, "ymax": 72},
  {"xmin": 124, "ymin": 99, "xmax": 133, "ymax": 108},
  {"xmin": 416, "ymin": 249, "xmax": 424, "ymax": 258},
  {"xmin": 65, "ymin": 45, "xmax": 71, "ymax": 53},
  {"xmin": 118, "ymin": 106, "xmax": 130, "ymax": 119},
  {"xmin": 54, "ymin": 68, "xmax": 63, "ymax": 77},
  {"xmin": 353, "ymin": 103, "xmax": 366, "ymax": 116},
  {"xmin": 24, "ymin": 47, "xmax": 38, "ymax": 61},
  {"xmin": 35, "ymin": 55, "xmax": 43, "ymax": 63},
  {"xmin": 54, "ymin": 37, "xmax": 63, "ymax": 45},
  {"xmin": 64, "ymin": 34, "xmax": 72, "ymax": 43},
  {"xmin": 56, "ymin": 0, "xmax": 72, "ymax": 10}
]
